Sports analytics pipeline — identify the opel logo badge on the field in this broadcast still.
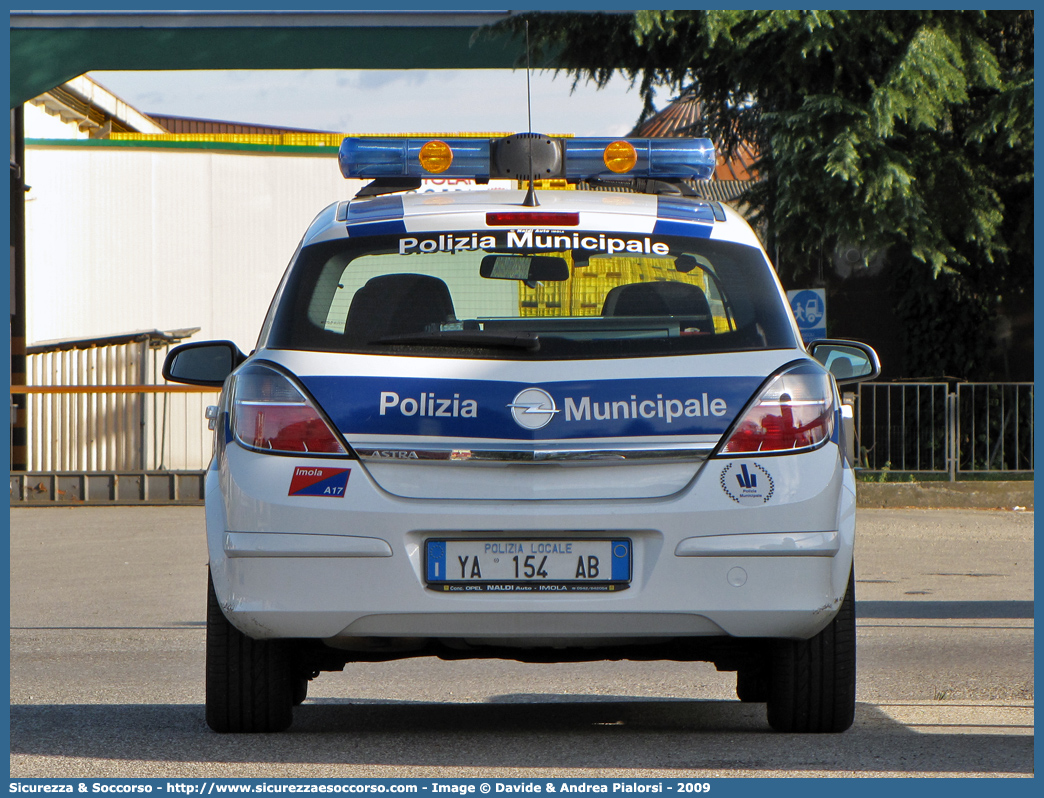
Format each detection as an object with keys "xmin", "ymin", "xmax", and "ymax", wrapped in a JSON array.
[{"xmin": 507, "ymin": 387, "xmax": 559, "ymax": 430}]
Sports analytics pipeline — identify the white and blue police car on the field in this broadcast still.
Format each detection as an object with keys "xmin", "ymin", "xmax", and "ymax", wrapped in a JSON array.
[{"xmin": 163, "ymin": 133, "xmax": 880, "ymax": 734}]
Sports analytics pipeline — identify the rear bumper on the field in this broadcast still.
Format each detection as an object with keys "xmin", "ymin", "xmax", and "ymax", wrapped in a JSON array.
[{"xmin": 207, "ymin": 441, "xmax": 856, "ymax": 647}]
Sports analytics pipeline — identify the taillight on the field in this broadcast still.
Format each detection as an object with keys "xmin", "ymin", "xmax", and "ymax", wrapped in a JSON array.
[
  {"xmin": 719, "ymin": 363, "xmax": 835, "ymax": 455},
  {"xmin": 231, "ymin": 364, "xmax": 347, "ymax": 455}
]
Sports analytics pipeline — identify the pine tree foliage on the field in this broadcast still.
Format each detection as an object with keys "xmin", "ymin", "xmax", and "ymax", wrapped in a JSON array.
[{"xmin": 488, "ymin": 11, "xmax": 1033, "ymax": 378}]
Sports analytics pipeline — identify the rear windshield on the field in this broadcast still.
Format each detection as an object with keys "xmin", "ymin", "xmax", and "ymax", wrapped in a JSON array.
[{"xmin": 265, "ymin": 230, "xmax": 798, "ymax": 359}]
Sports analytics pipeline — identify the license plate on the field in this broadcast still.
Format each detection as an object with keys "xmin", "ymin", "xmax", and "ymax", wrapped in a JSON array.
[{"xmin": 425, "ymin": 538, "xmax": 631, "ymax": 593}]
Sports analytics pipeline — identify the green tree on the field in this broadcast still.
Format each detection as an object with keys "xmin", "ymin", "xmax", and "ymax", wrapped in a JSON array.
[{"xmin": 491, "ymin": 11, "xmax": 1033, "ymax": 379}]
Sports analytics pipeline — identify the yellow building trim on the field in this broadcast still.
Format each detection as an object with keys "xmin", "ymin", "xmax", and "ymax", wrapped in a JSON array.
[{"xmin": 109, "ymin": 131, "xmax": 531, "ymax": 146}]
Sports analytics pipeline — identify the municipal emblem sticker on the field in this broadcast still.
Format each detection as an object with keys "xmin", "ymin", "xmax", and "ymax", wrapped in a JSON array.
[
  {"xmin": 289, "ymin": 467, "xmax": 350, "ymax": 498},
  {"xmin": 720, "ymin": 462, "xmax": 775, "ymax": 505}
]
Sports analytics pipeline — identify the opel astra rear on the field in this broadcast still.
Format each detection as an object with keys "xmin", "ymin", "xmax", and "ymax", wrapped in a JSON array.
[{"xmin": 164, "ymin": 134, "xmax": 879, "ymax": 733}]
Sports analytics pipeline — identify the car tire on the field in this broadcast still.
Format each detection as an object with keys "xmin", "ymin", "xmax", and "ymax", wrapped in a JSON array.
[
  {"xmin": 206, "ymin": 569, "xmax": 294, "ymax": 733},
  {"xmin": 292, "ymin": 677, "xmax": 309, "ymax": 707},
  {"xmin": 766, "ymin": 569, "xmax": 856, "ymax": 733},
  {"xmin": 736, "ymin": 663, "xmax": 769, "ymax": 703}
]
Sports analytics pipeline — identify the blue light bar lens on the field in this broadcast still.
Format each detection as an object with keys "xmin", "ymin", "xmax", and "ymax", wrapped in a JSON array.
[
  {"xmin": 338, "ymin": 136, "xmax": 716, "ymax": 182},
  {"xmin": 339, "ymin": 138, "xmax": 491, "ymax": 179},
  {"xmin": 563, "ymin": 138, "xmax": 716, "ymax": 181}
]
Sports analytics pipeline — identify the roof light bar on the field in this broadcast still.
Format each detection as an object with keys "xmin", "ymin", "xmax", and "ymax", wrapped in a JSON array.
[
  {"xmin": 340, "ymin": 138, "xmax": 492, "ymax": 179},
  {"xmin": 339, "ymin": 135, "xmax": 716, "ymax": 183},
  {"xmin": 563, "ymin": 138, "xmax": 715, "ymax": 180}
]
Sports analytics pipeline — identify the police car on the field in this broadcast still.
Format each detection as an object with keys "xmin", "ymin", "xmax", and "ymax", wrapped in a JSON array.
[{"xmin": 163, "ymin": 133, "xmax": 880, "ymax": 734}]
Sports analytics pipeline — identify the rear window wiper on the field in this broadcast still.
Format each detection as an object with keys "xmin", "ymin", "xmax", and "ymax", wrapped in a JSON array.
[{"xmin": 369, "ymin": 331, "xmax": 541, "ymax": 352}]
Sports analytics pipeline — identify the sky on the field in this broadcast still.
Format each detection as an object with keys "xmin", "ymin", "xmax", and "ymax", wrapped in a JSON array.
[{"xmin": 89, "ymin": 68, "xmax": 660, "ymax": 138}]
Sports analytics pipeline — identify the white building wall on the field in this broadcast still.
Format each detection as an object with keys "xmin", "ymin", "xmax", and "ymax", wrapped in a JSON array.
[
  {"xmin": 20, "ymin": 141, "xmax": 502, "ymax": 472},
  {"xmin": 24, "ymin": 143, "xmax": 365, "ymax": 350}
]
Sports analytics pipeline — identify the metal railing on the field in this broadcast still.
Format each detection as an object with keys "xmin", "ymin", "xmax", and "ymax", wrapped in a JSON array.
[
  {"xmin": 14, "ymin": 384, "xmax": 219, "ymax": 473},
  {"xmin": 857, "ymin": 382, "xmax": 1033, "ymax": 479},
  {"xmin": 957, "ymin": 383, "xmax": 1035, "ymax": 474},
  {"xmin": 10, "ymin": 380, "xmax": 1033, "ymax": 502}
]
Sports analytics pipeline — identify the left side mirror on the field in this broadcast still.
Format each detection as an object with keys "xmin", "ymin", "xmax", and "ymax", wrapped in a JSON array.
[
  {"xmin": 162, "ymin": 341, "xmax": 247, "ymax": 387},
  {"xmin": 807, "ymin": 339, "xmax": 881, "ymax": 385}
]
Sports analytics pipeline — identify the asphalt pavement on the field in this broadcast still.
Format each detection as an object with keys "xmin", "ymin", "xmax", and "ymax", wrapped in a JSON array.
[{"xmin": 8, "ymin": 506, "xmax": 1034, "ymax": 778}]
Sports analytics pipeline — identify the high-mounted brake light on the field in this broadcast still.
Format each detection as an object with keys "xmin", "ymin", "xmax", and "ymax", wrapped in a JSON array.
[
  {"xmin": 231, "ymin": 364, "xmax": 347, "ymax": 456},
  {"xmin": 718, "ymin": 363, "xmax": 835, "ymax": 455},
  {"xmin": 486, "ymin": 212, "xmax": 580, "ymax": 227},
  {"xmin": 339, "ymin": 135, "xmax": 716, "ymax": 182}
]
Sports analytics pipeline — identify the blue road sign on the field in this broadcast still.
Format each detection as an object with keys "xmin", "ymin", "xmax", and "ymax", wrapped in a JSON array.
[{"xmin": 787, "ymin": 289, "xmax": 826, "ymax": 344}]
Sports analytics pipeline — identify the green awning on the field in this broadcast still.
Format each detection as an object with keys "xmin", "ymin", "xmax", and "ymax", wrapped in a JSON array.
[{"xmin": 11, "ymin": 11, "xmax": 551, "ymax": 107}]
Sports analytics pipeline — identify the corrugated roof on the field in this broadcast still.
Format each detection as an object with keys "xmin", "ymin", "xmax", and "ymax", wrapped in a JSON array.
[
  {"xmin": 28, "ymin": 75, "xmax": 170, "ymax": 138},
  {"xmin": 28, "ymin": 328, "xmax": 200, "ymax": 354},
  {"xmin": 630, "ymin": 94, "xmax": 702, "ymax": 139},
  {"xmin": 148, "ymin": 114, "xmax": 336, "ymax": 137},
  {"xmin": 688, "ymin": 178, "xmax": 752, "ymax": 203},
  {"xmin": 630, "ymin": 91, "xmax": 759, "ymax": 184}
]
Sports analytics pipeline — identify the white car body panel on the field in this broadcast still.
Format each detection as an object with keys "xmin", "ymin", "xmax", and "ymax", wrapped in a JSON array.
[
  {"xmin": 207, "ymin": 424, "xmax": 855, "ymax": 644},
  {"xmin": 201, "ymin": 182, "xmax": 857, "ymax": 652}
]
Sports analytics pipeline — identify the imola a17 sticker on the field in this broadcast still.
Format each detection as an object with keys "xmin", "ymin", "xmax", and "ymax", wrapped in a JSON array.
[{"xmin": 289, "ymin": 467, "xmax": 350, "ymax": 498}]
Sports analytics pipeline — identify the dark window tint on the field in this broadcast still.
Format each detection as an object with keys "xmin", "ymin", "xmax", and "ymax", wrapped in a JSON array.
[{"xmin": 265, "ymin": 232, "xmax": 798, "ymax": 359}]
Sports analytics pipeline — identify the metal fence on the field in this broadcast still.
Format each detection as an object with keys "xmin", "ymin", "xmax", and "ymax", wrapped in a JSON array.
[
  {"xmin": 19, "ymin": 335, "xmax": 218, "ymax": 473},
  {"xmin": 957, "ymin": 383, "xmax": 1035, "ymax": 474},
  {"xmin": 857, "ymin": 382, "xmax": 1034, "ymax": 479},
  {"xmin": 19, "ymin": 385, "xmax": 218, "ymax": 472},
  {"xmin": 13, "ymin": 373, "xmax": 1034, "ymax": 482}
]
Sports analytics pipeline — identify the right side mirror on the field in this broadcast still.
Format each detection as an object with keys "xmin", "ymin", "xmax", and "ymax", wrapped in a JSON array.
[
  {"xmin": 162, "ymin": 341, "xmax": 246, "ymax": 387},
  {"xmin": 807, "ymin": 339, "xmax": 881, "ymax": 385}
]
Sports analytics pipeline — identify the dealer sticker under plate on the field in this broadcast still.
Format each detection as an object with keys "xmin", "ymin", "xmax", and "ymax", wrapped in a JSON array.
[{"xmin": 425, "ymin": 538, "xmax": 631, "ymax": 592}]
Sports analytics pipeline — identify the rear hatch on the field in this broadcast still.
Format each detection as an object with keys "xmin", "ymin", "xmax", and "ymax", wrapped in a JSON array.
[
  {"xmin": 259, "ymin": 190, "xmax": 804, "ymax": 499},
  {"xmin": 268, "ymin": 350, "xmax": 787, "ymax": 500}
]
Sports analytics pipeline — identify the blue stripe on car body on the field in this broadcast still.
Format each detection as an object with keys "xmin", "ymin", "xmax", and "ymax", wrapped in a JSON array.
[
  {"xmin": 300, "ymin": 375, "xmax": 761, "ymax": 441},
  {"xmin": 346, "ymin": 195, "xmax": 407, "ymax": 236}
]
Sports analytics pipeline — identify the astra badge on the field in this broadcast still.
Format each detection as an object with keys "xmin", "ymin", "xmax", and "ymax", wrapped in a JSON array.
[{"xmin": 507, "ymin": 387, "xmax": 559, "ymax": 430}]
